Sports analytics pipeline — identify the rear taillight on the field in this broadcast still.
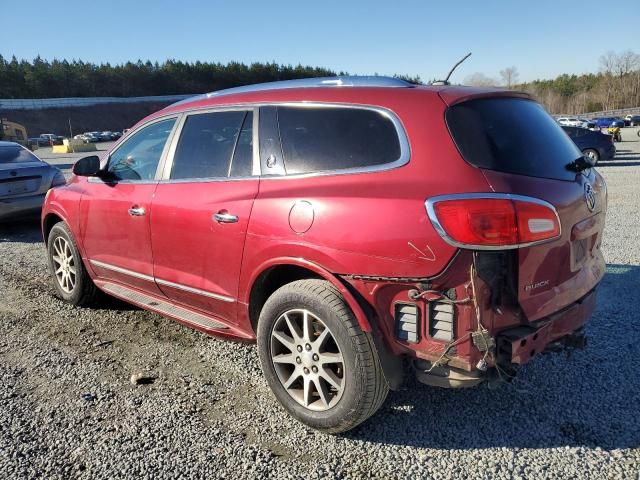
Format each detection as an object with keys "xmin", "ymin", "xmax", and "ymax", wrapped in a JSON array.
[{"xmin": 426, "ymin": 194, "xmax": 561, "ymax": 249}]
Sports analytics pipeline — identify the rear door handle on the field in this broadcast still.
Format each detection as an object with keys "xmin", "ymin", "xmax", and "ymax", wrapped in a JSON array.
[
  {"xmin": 213, "ymin": 212, "xmax": 239, "ymax": 223},
  {"xmin": 128, "ymin": 206, "xmax": 146, "ymax": 216}
]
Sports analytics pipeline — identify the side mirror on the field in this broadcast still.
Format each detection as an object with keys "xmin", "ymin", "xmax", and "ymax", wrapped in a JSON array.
[{"xmin": 72, "ymin": 155, "xmax": 101, "ymax": 177}]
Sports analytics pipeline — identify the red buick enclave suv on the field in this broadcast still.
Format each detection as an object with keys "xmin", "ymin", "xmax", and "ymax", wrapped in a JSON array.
[{"xmin": 41, "ymin": 77, "xmax": 606, "ymax": 433}]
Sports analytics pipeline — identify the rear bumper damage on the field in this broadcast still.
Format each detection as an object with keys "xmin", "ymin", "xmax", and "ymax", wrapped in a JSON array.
[
  {"xmin": 413, "ymin": 288, "xmax": 596, "ymax": 388},
  {"xmin": 496, "ymin": 288, "xmax": 596, "ymax": 365}
]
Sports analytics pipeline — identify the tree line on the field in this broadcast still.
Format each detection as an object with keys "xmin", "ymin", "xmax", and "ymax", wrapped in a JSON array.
[
  {"xmin": 0, "ymin": 56, "xmax": 342, "ymax": 99},
  {"xmin": 2, "ymin": 53, "xmax": 638, "ymax": 115}
]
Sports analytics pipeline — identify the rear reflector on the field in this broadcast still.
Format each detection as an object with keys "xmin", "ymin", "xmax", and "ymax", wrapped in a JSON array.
[{"xmin": 426, "ymin": 194, "xmax": 561, "ymax": 249}]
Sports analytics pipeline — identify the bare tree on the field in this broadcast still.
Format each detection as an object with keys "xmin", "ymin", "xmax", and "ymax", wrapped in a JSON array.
[
  {"xmin": 500, "ymin": 66, "xmax": 520, "ymax": 88},
  {"xmin": 464, "ymin": 72, "xmax": 498, "ymax": 87},
  {"xmin": 616, "ymin": 50, "xmax": 640, "ymax": 76},
  {"xmin": 599, "ymin": 51, "xmax": 617, "ymax": 74}
]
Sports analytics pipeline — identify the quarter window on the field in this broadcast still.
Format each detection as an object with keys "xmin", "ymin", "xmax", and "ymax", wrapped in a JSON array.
[
  {"xmin": 170, "ymin": 111, "xmax": 251, "ymax": 180},
  {"xmin": 107, "ymin": 118, "xmax": 176, "ymax": 181},
  {"xmin": 277, "ymin": 107, "xmax": 402, "ymax": 174}
]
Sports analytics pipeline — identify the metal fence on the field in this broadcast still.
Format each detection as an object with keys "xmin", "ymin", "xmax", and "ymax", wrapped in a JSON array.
[
  {"xmin": 558, "ymin": 107, "xmax": 640, "ymax": 119},
  {"xmin": 0, "ymin": 94, "xmax": 193, "ymax": 110}
]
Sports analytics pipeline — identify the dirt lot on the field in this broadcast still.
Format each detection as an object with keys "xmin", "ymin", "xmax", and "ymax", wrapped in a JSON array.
[{"xmin": 1, "ymin": 130, "xmax": 639, "ymax": 479}]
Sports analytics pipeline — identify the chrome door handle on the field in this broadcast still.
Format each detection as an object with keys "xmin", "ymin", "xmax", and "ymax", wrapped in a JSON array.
[
  {"xmin": 213, "ymin": 212, "xmax": 239, "ymax": 223},
  {"xmin": 128, "ymin": 206, "xmax": 146, "ymax": 216}
]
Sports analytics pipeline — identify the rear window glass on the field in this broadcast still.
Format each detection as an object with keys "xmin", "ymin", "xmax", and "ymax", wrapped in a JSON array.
[
  {"xmin": 277, "ymin": 107, "xmax": 401, "ymax": 174},
  {"xmin": 446, "ymin": 98, "xmax": 582, "ymax": 181},
  {"xmin": 0, "ymin": 146, "xmax": 41, "ymax": 164}
]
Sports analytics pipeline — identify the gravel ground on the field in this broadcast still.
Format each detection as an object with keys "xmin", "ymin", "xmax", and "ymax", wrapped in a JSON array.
[{"xmin": 1, "ymin": 130, "xmax": 639, "ymax": 479}]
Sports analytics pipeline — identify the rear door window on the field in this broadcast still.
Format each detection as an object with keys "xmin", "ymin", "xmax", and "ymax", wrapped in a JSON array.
[
  {"xmin": 276, "ymin": 106, "xmax": 402, "ymax": 175},
  {"xmin": 170, "ymin": 111, "xmax": 250, "ymax": 179},
  {"xmin": 445, "ymin": 98, "xmax": 582, "ymax": 181}
]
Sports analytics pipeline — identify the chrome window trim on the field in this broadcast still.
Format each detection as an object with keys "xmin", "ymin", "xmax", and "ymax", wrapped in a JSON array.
[
  {"xmin": 159, "ymin": 106, "xmax": 259, "ymax": 182},
  {"xmin": 89, "ymin": 259, "xmax": 235, "ymax": 303},
  {"xmin": 425, "ymin": 193, "xmax": 562, "ymax": 251},
  {"xmin": 160, "ymin": 101, "xmax": 410, "ymax": 180},
  {"xmin": 263, "ymin": 103, "xmax": 411, "ymax": 179},
  {"xmin": 89, "ymin": 259, "xmax": 155, "ymax": 282},
  {"xmin": 89, "ymin": 114, "xmax": 181, "ymax": 184},
  {"xmin": 154, "ymin": 278, "xmax": 235, "ymax": 303}
]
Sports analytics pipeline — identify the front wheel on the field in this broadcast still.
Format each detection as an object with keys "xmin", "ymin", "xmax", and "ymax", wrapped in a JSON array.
[
  {"xmin": 257, "ymin": 279, "xmax": 388, "ymax": 433},
  {"xmin": 47, "ymin": 222, "xmax": 98, "ymax": 306}
]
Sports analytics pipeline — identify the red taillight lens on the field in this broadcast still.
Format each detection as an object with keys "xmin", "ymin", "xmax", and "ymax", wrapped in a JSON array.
[{"xmin": 429, "ymin": 196, "xmax": 560, "ymax": 248}]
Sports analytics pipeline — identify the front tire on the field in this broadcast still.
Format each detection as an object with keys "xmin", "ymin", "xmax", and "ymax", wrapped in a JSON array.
[
  {"xmin": 47, "ymin": 222, "xmax": 97, "ymax": 306},
  {"xmin": 257, "ymin": 279, "xmax": 388, "ymax": 433}
]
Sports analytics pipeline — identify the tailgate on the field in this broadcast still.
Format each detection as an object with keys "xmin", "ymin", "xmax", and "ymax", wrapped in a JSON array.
[
  {"xmin": 443, "ymin": 96, "xmax": 607, "ymax": 322},
  {"xmin": 0, "ymin": 175, "xmax": 43, "ymax": 197},
  {"xmin": 482, "ymin": 169, "xmax": 606, "ymax": 321},
  {"xmin": 0, "ymin": 164, "xmax": 48, "ymax": 198}
]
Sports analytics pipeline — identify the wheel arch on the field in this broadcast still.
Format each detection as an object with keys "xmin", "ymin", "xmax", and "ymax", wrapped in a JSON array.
[
  {"xmin": 42, "ymin": 211, "xmax": 65, "ymax": 242},
  {"xmin": 245, "ymin": 258, "xmax": 373, "ymax": 335}
]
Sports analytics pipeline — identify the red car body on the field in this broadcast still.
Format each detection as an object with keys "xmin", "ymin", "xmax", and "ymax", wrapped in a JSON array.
[{"xmin": 42, "ymin": 78, "xmax": 606, "ymax": 391}]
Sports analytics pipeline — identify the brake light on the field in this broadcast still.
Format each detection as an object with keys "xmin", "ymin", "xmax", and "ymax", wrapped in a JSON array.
[{"xmin": 426, "ymin": 195, "xmax": 560, "ymax": 249}]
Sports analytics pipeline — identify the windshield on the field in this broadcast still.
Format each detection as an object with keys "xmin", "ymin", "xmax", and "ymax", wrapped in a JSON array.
[
  {"xmin": 446, "ymin": 98, "xmax": 582, "ymax": 181},
  {"xmin": 0, "ymin": 145, "xmax": 42, "ymax": 164}
]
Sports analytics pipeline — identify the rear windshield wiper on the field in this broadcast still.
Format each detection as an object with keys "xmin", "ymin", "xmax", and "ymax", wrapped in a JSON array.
[{"xmin": 566, "ymin": 155, "xmax": 594, "ymax": 172}]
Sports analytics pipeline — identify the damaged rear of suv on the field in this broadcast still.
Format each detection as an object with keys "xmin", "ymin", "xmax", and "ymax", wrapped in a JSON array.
[
  {"xmin": 44, "ymin": 77, "xmax": 606, "ymax": 434},
  {"xmin": 411, "ymin": 93, "xmax": 606, "ymax": 387}
]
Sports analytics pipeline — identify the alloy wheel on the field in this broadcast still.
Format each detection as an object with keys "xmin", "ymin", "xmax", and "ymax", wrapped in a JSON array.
[
  {"xmin": 51, "ymin": 236, "xmax": 76, "ymax": 293},
  {"xmin": 270, "ymin": 309, "xmax": 345, "ymax": 411}
]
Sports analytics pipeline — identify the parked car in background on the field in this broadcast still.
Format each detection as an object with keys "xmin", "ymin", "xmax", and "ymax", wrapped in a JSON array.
[
  {"xmin": 557, "ymin": 117, "xmax": 582, "ymax": 126},
  {"xmin": 610, "ymin": 119, "xmax": 625, "ymax": 129},
  {"xmin": 575, "ymin": 118, "xmax": 598, "ymax": 130},
  {"xmin": 627, "ymin": 115, "xmax": 640, "ymax": 126},
  {"xmin": 562, "ymin": 126, "xmax": 616, "ymax": 162},
  {"xmin": 593, "ymin": 117, "xmax": 615, "ymax": 128},
  {"xmin": 39, "ymin": 134, "xmax": 64, "ymax": 145},
  {"xmin": 0, "ymin": 141, "xmax": 66, "ymax": 221},
  {"xmin": 30, "ymin": 134, "xmax": 64, "ymax": 147},
  {"xmin": 109, "ymin": 131, "xmax": 122, "ymax": 140},
  {"xmin": 42, "ymin": 77, "xmax": 607, "ymax": 433},
  {"xmin": 80, "ymin": 133, "xmax": 99, "ymax": 143}
]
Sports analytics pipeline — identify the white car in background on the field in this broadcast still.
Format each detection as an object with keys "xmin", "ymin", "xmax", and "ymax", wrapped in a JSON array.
[
  {"xmin": 625, "ymin": 114, "xmax": 640, "ymax": 126},
  {"xmin": 557, "ymin": 117, "xmax": 583, "ymax": 127},
  {"xmin": 577, "ymin": 118, "xmax": 600, "ymax": 131}
]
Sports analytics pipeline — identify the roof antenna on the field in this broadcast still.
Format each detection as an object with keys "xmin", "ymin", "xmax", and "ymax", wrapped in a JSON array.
[{"xmin": 431, "ymin": 52, "xmax": 472, "ymax": 86}]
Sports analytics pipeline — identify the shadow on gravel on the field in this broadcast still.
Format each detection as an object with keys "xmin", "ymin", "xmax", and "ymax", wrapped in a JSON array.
[
  {"xmin": 0, "ymin": 218, "xmax": 42, "ymax": 243},
  {"xmin": 348, "ymin": 263, "xmax": 640, "ymax": 451},
  {"xmin": 88, "ymin": 292, "xmax": 142, "ymax": 311},
  {"xmin": 598, "ymin": 148, "xmax": 640, "ymax": 166},
  {"xmin": 598, "ymin": 160, "xmax": 640, "ymax": 167}
]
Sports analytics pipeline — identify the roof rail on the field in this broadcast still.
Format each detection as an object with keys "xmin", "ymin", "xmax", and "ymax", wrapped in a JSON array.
[{"xmin": 168, "ymin": 76, "xmax": 413, "ymax": 108}]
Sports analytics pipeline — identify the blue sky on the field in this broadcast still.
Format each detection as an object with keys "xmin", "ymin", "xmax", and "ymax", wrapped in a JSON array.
[{"xmin": 5, "ymin": 0, "xmax": 639, "ymax": 83}]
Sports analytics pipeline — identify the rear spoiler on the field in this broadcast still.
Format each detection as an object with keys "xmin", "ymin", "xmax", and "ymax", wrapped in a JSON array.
[{"xmin": 438, "ymin": 87, "xmax": 532, "ymax": 107}]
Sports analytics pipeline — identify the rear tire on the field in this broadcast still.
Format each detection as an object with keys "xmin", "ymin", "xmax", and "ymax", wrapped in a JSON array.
[
  {"xmin": 583, "ymin": 148, "xmax": 600, "ymax": 163},
  {"xmin": 257, "ymin": 279, "xmax": 388, "ymax": 433},
  {"xmin": 47, "ymin": 222, "xmax": 97, "ymax": 306}
]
